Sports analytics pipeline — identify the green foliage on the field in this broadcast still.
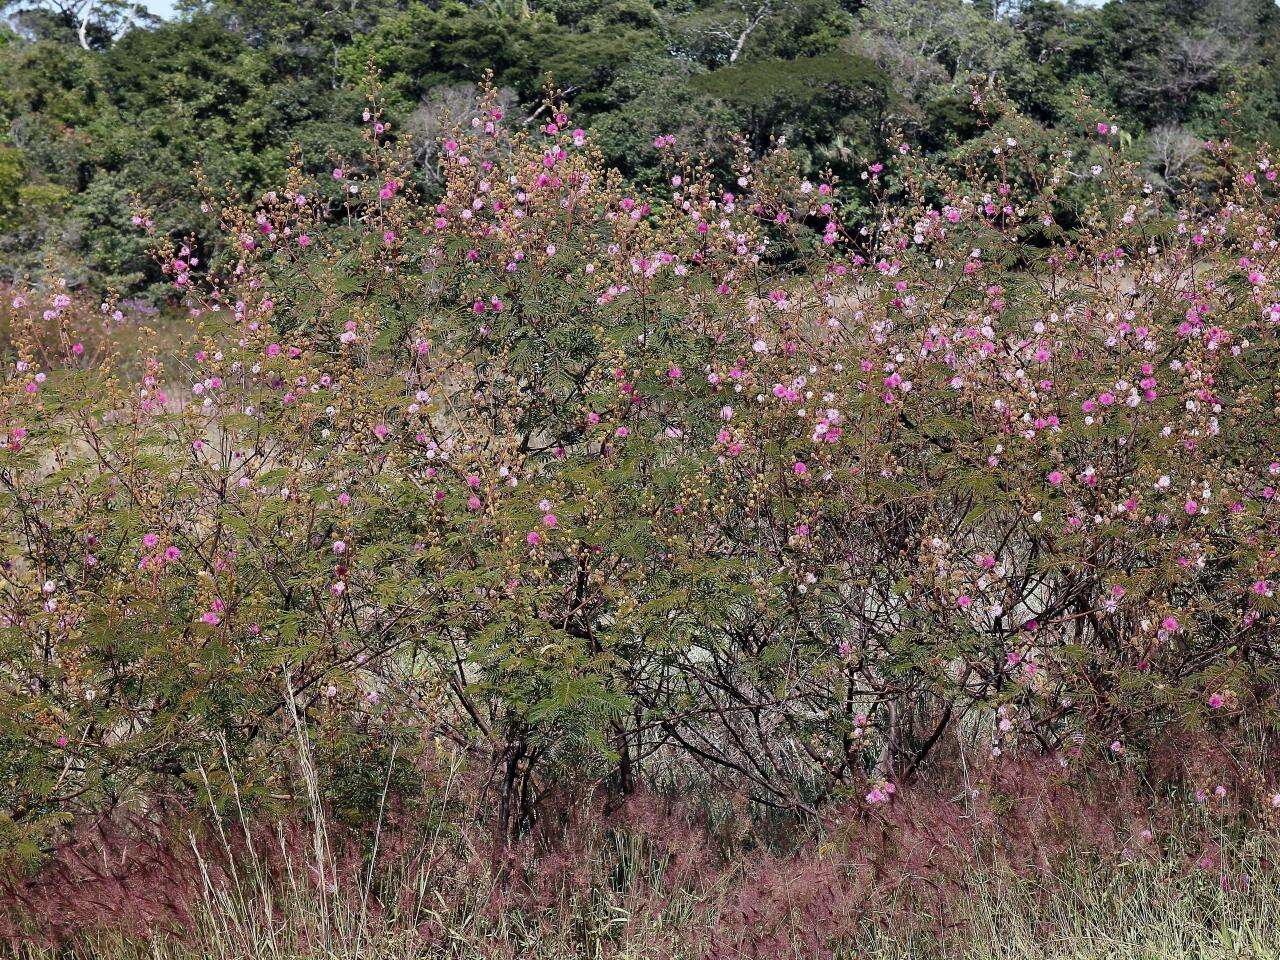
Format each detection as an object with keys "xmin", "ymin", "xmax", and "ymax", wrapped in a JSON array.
[
  {"xmin": 691, "ymin": 52, "xmax": 887, "ymax": 156},
  {"xmin": 3, "ymin": 94, "xmax": 1280, "ymax": 862},
  {"xmin": 5, "ymin": 0, "xmax": 1280, "ymax": 300}
]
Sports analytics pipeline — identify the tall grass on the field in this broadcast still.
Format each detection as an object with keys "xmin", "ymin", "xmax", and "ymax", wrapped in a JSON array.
[
  {"xmin": 11, "ymin": 755, "xmax": 1280, "ymax": 960},
  {"xmin": 12, "ymin": 842, "xmax": 1280, "ymax": 960},
  {"xmin": 7, "ymin": 679, "xmax": 1278, "ymax": 959}
]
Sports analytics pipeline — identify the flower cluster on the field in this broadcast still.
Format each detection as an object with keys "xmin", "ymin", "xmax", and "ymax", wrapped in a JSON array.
[{"xmin": 3, "ymin": 94, "xmax": 1280, "ymax": 846}]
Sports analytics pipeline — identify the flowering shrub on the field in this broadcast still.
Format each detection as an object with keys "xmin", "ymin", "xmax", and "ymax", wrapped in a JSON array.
[{"xmin": 3, "ymin": 91, "xmax": 1280, "ymax": 855}]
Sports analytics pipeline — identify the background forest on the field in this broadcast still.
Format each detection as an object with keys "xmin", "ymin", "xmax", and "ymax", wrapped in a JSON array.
[{"xmin": 3, "ymin": 0, "xmax": 1280, "ymax": 299}]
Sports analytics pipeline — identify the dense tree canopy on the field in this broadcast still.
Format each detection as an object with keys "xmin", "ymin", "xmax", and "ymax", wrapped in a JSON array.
[{"xmin": 3, "ymin": 0, "xmax": 1280, "ymax": 297}]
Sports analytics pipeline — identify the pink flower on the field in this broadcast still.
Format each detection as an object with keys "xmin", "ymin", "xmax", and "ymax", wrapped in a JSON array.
[
  {"xmin": 865, "ymin": 782, "xmax": 895, "ymax": 805},
  {"xmin": 1048, "ymin": 470, "xmax": 1063, "ymax": 486},
  {"xmin": 526, "ymin": 531, "xmax": 542, "ymax": 546}
]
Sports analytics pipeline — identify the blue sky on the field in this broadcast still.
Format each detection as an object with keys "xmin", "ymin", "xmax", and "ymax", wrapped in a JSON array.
[{"xmin": 141, "ymin": 0, "xmax": 177, "ymax": 18}]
